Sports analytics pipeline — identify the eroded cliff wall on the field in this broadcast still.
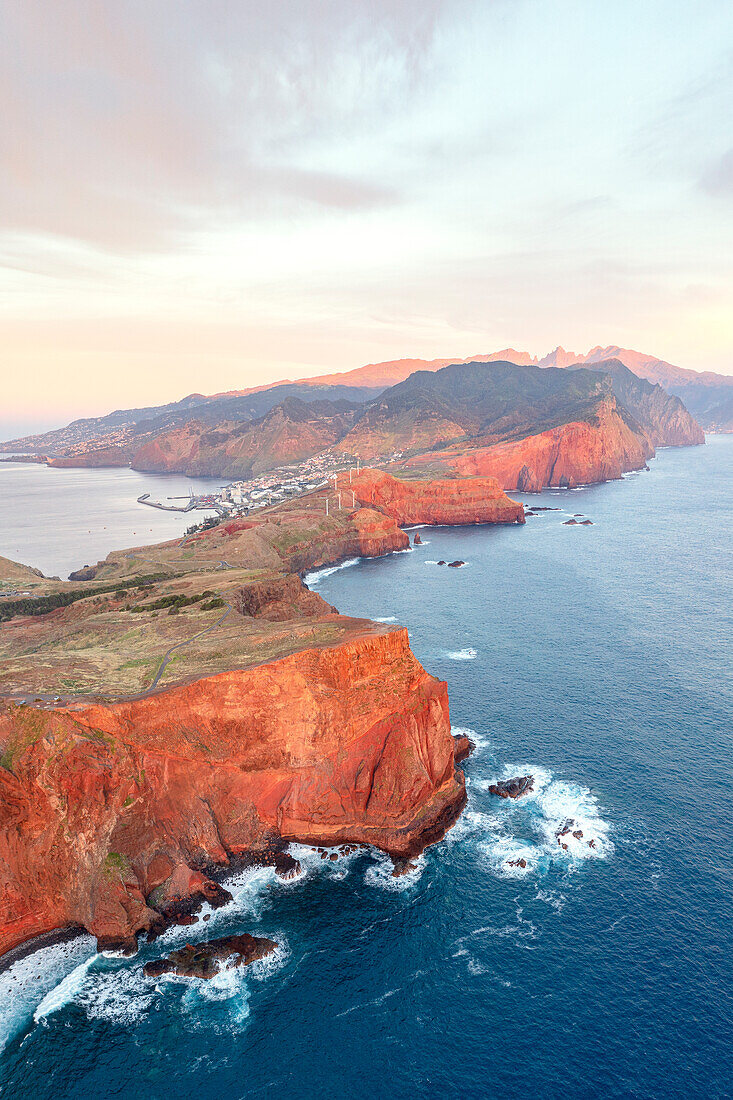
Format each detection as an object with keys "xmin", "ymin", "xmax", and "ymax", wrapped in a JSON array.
[
  {"xmin": 348, "ymin": 468, "xmax": 525, "ymax": 525},
  {"xmin": 407, "ymin": 400, "xmax": 653, "ymax": 491},
  {"xmin": 0, "ymin": 629, "xmax": 465, "ymax": 956}
]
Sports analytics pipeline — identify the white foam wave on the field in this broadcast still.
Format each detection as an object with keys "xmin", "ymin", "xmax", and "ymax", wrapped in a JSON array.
[
  {"xmin": 443, "ymin": 647, "xmax": 477, "ymax": 660},
  {"xmin": 0, "ymin": 933, "xmax": 96, "ymax": 1052},
  {"xmin": 454, "ymin": 907, "xmax": 538, "ymax": 946},
  {"xmin": 183, "ymin": 961, "xmax": 248, "ymax": 1007},
  {"xmin": 373, "ymin": 616, "xmax": 397, "ymax": 623},
  {"xmin": 535, "ymin": 888, "xmax": 567, "ymax": 913},
  {"xmin": 363, "ymin": 850, "xmax": 425, "ymax": 892},
  {"xmin": 248, "ymin": 938, "xmax": 290, "ymax": 985},
  {"xmin": 303, "ymin": 557, "xmax": 360, "ymax": 585},
  {"xmin": 1, "ymin": 864, "xmax": 298, "ymax": 1044},
  {"xmin": 34, "ymin": 954, "xmax": 97, "ymax": 1022},
  {"xmin": 452, "ymin": 726, "xmax": 477, "ymax": 738},
  {"xmin": 76, "ymin": 965, "xmax": 157, "ymax": 1026},
  {"xmin": 288, "ymin": 842, "xmax": 364, "ymax": 881},
  {"xmin": 475, "ymin": 765, "xmax": 613, "ymax": 877},
  {"xmin": 457, "ymin": 728, "xmax": 492, "ymax": 756},
  {"xmin": 440, "ymin": 807, "xmax": 501, "ymax": 847}
]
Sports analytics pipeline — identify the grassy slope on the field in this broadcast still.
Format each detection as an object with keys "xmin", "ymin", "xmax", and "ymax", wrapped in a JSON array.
[{"xmin": 0, "ymin": 492, "xmax": 386, "ymax": 699}]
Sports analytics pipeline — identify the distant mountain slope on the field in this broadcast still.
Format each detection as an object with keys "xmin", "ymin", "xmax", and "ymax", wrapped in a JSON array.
[
  {"xmin": 565, "ymin": 359, "xmax": 704, "ymax": 447},
  {"xmin": 231, "ymin": 344, "xmax": 730, "ymax": 430},
  {"xmin": 3, "ymin": 341, "xmax": 725, "ymax": 459},
  {"xmin": 336, "ymin": 361, "xmax": 612, "ymax": 459},
  {"xmin": 540, "ymin": 346, "xmax": 733, "ymax": 431},
  {"xmin": 379, "ymin": 360, "xmax": 703, "ymax": 490},
  {"xmin": 294, "ymin": 349, "xmax": 537, "ymax": 390},
  {"xmin": 132, "ymin": 397, "xmax": 361, "ymax": 479},
  {"xmin": 293, "ymin": 345, "xmax": 731, "ymax": 431},
  {"xmin": 0, "ymin": 344, "xmax": 710, "ymax": 485},
  {"xmin": 0, "ymin": 382, "xmax": 379, "ymax": 456},
  {"xmin": 406, "ymin": 397, "xmax": 653, "ymax": 491}
]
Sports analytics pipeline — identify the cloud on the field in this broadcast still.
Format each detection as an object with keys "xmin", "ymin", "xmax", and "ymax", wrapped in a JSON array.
[
  {"xmin": 2, "ymin": 0, "xmax": 733, "ymax": 414},
  {"xmin": 0, "ymin": 0, "xmax": 445, "ymax": 252}
]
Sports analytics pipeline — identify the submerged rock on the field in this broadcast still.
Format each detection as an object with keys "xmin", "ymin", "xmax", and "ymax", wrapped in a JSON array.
[
  {"xmin": 143, "ymin": 932, "xmax": 278, "ymax": 980},
  {"xmin": 488, "ymin": 775, "xmax": 534, "ymax": 799},
  {"xmin": 391, "ymin": 857, "xmax": 418, "ymax": 877},
  {"xmin": 437, "ymin": 560, "xmax": 446, "ymax": 566},
  {"xmin": 580, "ymin": 519, "xmax": 594, "ymax": 525},
  {"xmin": 447, "ymin": 560, "xmax": 465, "ymax": 568}
]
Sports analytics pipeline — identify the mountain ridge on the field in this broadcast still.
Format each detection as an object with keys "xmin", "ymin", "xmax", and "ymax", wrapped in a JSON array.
[
  {"xmin": 2, "ymin": 359, "xmax": 704, "ymax": 487},
  {"xmin": 2, "ymin": 342, "xmax": 728, "ymax": 458}
]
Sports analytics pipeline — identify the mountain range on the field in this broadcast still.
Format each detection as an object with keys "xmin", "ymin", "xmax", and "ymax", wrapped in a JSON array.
[
  {"xmin": 263, "ymin": 344, "xmax": 733, "ymax": 431},
  {"xmin": 0, "ymin": 351, "xmax": 706, "ymax": 491},
  {"xmin": 3, "ymin": 344, "xmax": 728, "ymax": 466}
]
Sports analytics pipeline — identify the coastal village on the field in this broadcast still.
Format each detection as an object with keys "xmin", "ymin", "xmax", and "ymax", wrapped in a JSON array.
[{"xmin": 138, "ymin": 448, "xmax": 405, "ymax": 521}]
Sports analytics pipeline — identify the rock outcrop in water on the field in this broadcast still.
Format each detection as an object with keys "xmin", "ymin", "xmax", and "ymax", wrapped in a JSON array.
[
  {"xmin": 453, "ymin": 733, "xmax": 475, "ymax": 762},
  {"xmin": 143, "ymin": 933, "xmax": 278, "ymax": 979},
  {"xmin": 0, "ymin": 628, "xmax": 466, "ymax": 956},
  {"xmin": 488, "ymin": 775, "xmax": 534, "ymax": 799}
]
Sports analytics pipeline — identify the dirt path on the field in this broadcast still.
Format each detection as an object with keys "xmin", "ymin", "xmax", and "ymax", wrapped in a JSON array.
[{"xmin": 1, "ymin": 601, "xmax": 234, "ymax": 707}]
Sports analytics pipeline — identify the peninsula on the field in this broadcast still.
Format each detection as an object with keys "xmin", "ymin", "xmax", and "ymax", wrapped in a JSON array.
[{"xmin": 0, "ymin": 469, "xmax": 522, "ymax": 958}]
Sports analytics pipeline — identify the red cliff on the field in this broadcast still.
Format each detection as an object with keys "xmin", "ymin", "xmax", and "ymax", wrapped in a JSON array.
[
  {"xmin": 0, "ymin": 628, "xmax": 465, "ymax": 957},
  {"xmin": 406, "ymin": 400, "xmax": 653, "ymax": 491},
  {"xmin": 346, "ymin": 468, "xmax": 525, "ymax": 525}
]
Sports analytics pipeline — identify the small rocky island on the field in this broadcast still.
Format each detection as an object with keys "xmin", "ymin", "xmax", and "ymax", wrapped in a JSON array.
[
  {"xmin": 488, "ymin": 775, "xmax": 534, "ymax": 799},
  {"xmin": 144, "ymin": 933, "xmax": 277, "ymax": 980}
]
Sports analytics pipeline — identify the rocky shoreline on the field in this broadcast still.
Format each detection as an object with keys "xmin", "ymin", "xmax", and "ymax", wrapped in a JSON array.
[{"xmin": 0, "ymin": 468, "xmax": 522, "ymax": 961}]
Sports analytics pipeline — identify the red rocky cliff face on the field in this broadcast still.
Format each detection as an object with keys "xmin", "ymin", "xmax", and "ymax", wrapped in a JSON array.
[
  {"xmin": 347, "ymin": 468, "xmax": 525, "ymax": 525},
  {"xmin": 407, "ymin": 400, "xmax": 652, "ymax": 491},
  {"xmin": 0, "ymin": 629, "xmax": 465, "ymax": 957}
]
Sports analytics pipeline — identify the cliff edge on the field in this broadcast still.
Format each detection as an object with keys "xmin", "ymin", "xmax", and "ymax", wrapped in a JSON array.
[{"xmin": 0, "ymin": 629, "xmax": 464, "ymax": 956}]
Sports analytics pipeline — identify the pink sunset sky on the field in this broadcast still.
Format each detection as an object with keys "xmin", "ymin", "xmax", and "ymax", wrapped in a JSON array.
[{"xmin": 2, "ymin": 0, "xmax": 732, "ymax": 435}]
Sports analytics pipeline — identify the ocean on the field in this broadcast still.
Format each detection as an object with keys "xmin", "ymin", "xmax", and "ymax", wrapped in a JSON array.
[
  {"xmin": 0, "ymin": 462, "xmax": 222, "ymax": 580},
  {"xmin": 0, "ymin": 436, "xmax": 731, "ymax": 1099}
]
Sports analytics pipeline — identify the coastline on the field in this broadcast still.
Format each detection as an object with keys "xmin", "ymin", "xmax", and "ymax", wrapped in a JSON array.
[
  {"xmin": 0, "ymin": 926, "xmax": 86, "ymax": 976},
  {"xmin": 0, "ymin": 467, "xmax": 524, "ymax": 963},
  {"xmin": 0, "ymin": 446, "xmax": 715, "ymax": 966},
  {"xmin": 1, "ymin": 438, "xmax": 731, "ymax": 1094}
]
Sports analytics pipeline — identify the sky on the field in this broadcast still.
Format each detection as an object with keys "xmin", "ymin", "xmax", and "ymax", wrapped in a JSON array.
[{"xmin": 2, "ymin": 0, "xmax": 732, "ymax": 436}]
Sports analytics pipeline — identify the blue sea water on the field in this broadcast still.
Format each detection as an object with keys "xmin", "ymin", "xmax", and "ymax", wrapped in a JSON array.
[{"xmin": 1, "ymin": 437, "xmax": 732, "ymax": 1099}]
